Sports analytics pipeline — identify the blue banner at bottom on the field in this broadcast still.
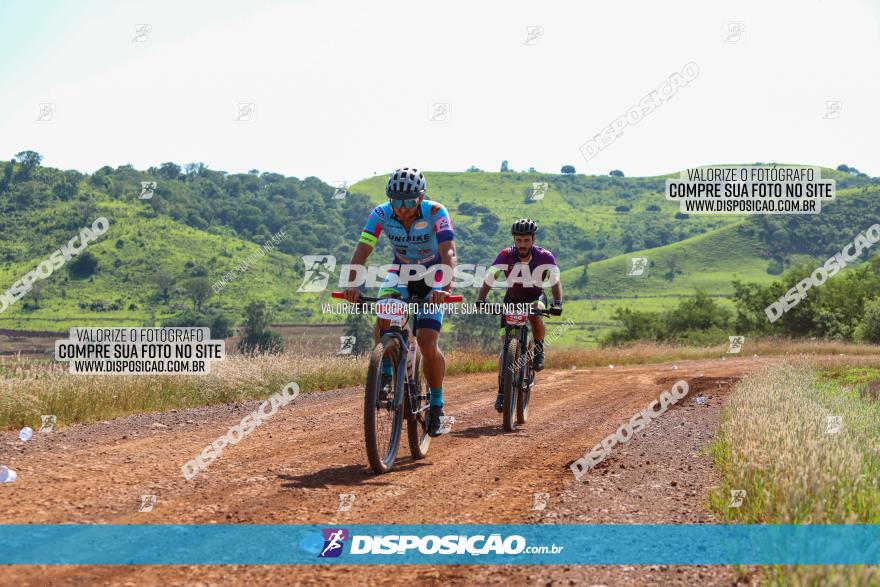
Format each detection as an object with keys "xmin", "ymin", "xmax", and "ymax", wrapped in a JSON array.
[{"xmin": 0, "ymin": 524, "xmax": 877, "ymax": 565}]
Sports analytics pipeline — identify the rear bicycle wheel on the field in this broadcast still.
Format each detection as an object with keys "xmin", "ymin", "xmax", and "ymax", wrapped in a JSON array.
[
  {"xmin": 364, "ymin": 337, "xmax": 403, "ymax": 474},
  {"xmin": 405, "ymin": 348, "xmax": 431, "ymax": 459},
  {"xmin": 516, "ymin": 338, "xmax": 533, "ymax": 425},
  {"xmin": 501, "ymin": 337, "xmax": 520, "ymax": 432}
]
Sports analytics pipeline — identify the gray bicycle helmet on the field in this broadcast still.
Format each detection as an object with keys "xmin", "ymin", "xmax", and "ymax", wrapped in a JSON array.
[
  {"xmin": 386, "ymin": 167, "xmax": 426, "ymax": 200},
  {"xmin": 511, "ymin": 218, "xmax": 538, "ymax": 235}
]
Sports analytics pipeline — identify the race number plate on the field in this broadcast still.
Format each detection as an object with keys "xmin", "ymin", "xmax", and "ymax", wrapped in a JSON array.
[
  {"xmin": 376, "ymin": 298, "xmax": 407, "ymax": 326},
  {"xmin": 504, "ymin": 311, "xmax": 528, "ymax": 326}
]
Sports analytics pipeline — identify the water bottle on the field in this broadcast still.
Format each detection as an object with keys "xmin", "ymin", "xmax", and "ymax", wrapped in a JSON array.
[
  {"xmin": 19, "ymin": 427, "xmax": 33, "ymax": 442},
  {"xmin": 0, "ymin": 466, "xmax": 16, "ymax": 483}
]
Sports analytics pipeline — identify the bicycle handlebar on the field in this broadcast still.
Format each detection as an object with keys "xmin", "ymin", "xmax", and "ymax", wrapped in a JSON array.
[
  {"xmin": 475, "ymin": 301, "xmax": 562, "ymax": 317},
  {"xmin": 329, "ymin": 292, "xmax": 559, "ymax": 316}
]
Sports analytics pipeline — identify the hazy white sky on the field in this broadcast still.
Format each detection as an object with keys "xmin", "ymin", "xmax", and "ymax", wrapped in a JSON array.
[{"xmin": 1, "ymin": 0, "xmax": 878, "ymax": 185}]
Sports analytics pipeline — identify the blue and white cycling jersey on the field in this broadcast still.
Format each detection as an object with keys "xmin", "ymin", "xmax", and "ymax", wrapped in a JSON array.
[{"xmin": 358, "ymin": 199, "xmax": 455, "ymax": 266}]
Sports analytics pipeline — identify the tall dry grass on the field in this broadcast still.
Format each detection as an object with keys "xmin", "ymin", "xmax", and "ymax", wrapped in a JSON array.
[
  {"xmin": 0, "ymin": 351, "xmax": 366, "ymax": 430},
  {"xmin": 710, "ymin": 361, "xmax": 880, "ymax": 585},
  {"xmin": 3, "ymin": 338, "xmax": 880, "ymax": 431}
]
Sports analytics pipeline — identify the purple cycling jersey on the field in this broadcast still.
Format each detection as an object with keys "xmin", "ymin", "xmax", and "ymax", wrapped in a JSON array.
[{"xmin": 490, "ymin": 245, "xmax": 558, "ymax": 301}]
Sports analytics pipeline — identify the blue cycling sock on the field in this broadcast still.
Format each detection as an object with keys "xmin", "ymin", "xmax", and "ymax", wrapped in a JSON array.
[
  {"xmin": 429, "ymin": 386, "xmax": 443, "ymax": 407},
  {"xmin": 381, "ymin": 357, "xmax": 392, "ymax": 377}
]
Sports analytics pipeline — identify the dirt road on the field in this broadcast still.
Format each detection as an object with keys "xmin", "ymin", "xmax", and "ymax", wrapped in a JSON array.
[{"xmin": 0, "ymin": 356, "xmax": 784, "ymax": 586}]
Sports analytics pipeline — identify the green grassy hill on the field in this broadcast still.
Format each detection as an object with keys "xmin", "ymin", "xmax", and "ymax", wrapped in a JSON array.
[
  {"xmin": 349, "ymin": 171, "xmax": 738, "ymax": 267},
  {"xmin": 0, "ymin": 157, "xmax": 877, "ymax": 341},
  {"xmin": 563, "ymin": 222, "xmax": 766, "ymax": 297},
  {"xmin": 0, "ymin": 199, "xmax": 314, "ymax": 330}
]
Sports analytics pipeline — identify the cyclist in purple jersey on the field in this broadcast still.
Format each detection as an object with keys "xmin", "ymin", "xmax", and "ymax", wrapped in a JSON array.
[
  {"xmin": 476, "ymin": 218, "xmax": 563, "ymax": 412},
  {"xmin": 490, "ymin": 244, "xmax": 558, "ymax": 302}
]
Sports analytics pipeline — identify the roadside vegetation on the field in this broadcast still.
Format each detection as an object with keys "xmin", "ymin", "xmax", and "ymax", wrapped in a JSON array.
[
  {"xmin": 3, "ymin": 339, "xmax": 880, "ymax": 431},
  {"xmin": 710, "ymin": 360, "xmax": 880, "ymax": 585},
  {"xmin": 601, "ymin": 256, "xmax": 880, "ymax": 346}
]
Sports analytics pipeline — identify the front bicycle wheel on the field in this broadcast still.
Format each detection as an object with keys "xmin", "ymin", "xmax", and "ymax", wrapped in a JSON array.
[
  {"xmin": 405, "ymin": 348, "xmax": 431, "ymax": 459},
  {"xmin": 516, "ymin": 338, "xmax": 533, "ymax": 425},
  {"xmin": 501, "ymin": 337, "xmax": 520, "ymax": 432},
  {"xmin": 364, "ymin": 338, "xmax": 403, "ymax": 474}
]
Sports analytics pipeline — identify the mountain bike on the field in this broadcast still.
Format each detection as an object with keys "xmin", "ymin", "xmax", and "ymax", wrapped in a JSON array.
[
  {"xmin": 331, "ymin": 291, "xmax": 462, "ymax": 474},
  {"xmin": 479, "ymin": 301, "xmax": 562, "ymax": 432}
]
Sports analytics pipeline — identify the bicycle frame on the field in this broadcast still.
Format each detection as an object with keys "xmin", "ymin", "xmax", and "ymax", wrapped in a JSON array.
[
  {"xmin": 379, "ymin": 321, "xmax": 423, "ymax": 415},
  {"xmin": 493, "ymin": 303, "xmax": 558, "ymax": 392},
  {"xmin": 331, "ymin": 291, "xmax": 462, "ymax": 417},
  {"xmin": 500, "ymin": 322, "xmax": 533, "ymax": 394},
  {"xmin": 482, "ymin": 300, "xmax": 562, "ymax": 430}
]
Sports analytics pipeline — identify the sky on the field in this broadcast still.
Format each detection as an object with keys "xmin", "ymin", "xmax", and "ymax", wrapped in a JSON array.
[{"xmin": 1, "ymin": 0, "xmax": 878, "ymax": 186}]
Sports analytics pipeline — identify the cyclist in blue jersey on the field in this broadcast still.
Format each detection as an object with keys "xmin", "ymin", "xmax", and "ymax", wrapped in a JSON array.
[{"xmin": 343, "ymin": 168, "xmax": 457, "ymax": 436}]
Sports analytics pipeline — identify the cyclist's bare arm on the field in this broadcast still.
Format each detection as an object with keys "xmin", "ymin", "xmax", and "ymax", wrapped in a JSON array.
[
  {"xmin": 551, "ymin": 279, "xmax": 563, "ymax": 304},
  {"xmin": 344, "ymin": 242, "xmax": 372, "ymax": 302}
]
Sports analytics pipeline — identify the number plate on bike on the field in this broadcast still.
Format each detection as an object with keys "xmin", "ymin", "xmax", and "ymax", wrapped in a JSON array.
[
  {"xmin": 504, "ymin": 311, "xmax": 528, "ymax": 325},
  {"xmin": 376, "ymin": 298, "xmax": 407, "ymax": 326}
]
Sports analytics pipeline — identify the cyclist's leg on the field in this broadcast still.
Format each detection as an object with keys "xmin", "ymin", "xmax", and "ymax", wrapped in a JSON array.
[
  {"xmin": 414, "ymin": 303, "xmax": 445, "ymax": 404},
  {"xmin": 377, "ymin": 268, "xmax": 407, "ymax": 385},
  {"xmin": 414, "ymin": 300, "xmax": 446, "ymax": 434},
  {"xmin": 529, "ymin": 293, "xmax": 547, "ymax": 371},
  {"xmin": 529, "ymin": 315, "xmax": 546, "ymax": 340},
  {"xmin": 528, "ymin": 292, "xmax": 547, "ymax": 337},
  {"xmin": 416, "ymin": 327, "xmax": 444, "ymax": 395}
]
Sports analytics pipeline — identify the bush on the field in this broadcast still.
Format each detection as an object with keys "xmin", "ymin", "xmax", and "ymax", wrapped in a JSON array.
[
  {"xmin": 855, "ymin": 298, "xmax": 880, "ymax": 343},
  {"xmin": 237, "ymin": 331, "xmax": 285, "ymax": 354},
  {"xmin": 68, "ymin": 251, "xmax": 99, "ymax": 279},
  {"xmin": 664, "ymin": 291, "xmax": 730, "ymax": 332},
  {"xmin": 602, "ymin": 308, "xmax": 663, "ymax": 346},
  {"xmin": 766, "ymin": 258, "xmax": 785, "ymax": 275},
  {"xmin": 602, "ymin": 291, "xmax": 731, "ymax": 346},
  {"xmin": 733, "ymin": 261, "xmax": 880, "ymax": 340},
  {"xmin": 164, "ymin": 310, "xmax": 233, "ymax": 338},
  {"xmin": 236, "ymin": 300, "xmax": 284, "ymax": 354}
]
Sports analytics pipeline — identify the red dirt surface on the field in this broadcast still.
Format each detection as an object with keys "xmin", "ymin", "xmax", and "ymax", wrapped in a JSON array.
[{"xmin": 0, "ymin": 356, "xmax": 785, "ymax": 586}]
